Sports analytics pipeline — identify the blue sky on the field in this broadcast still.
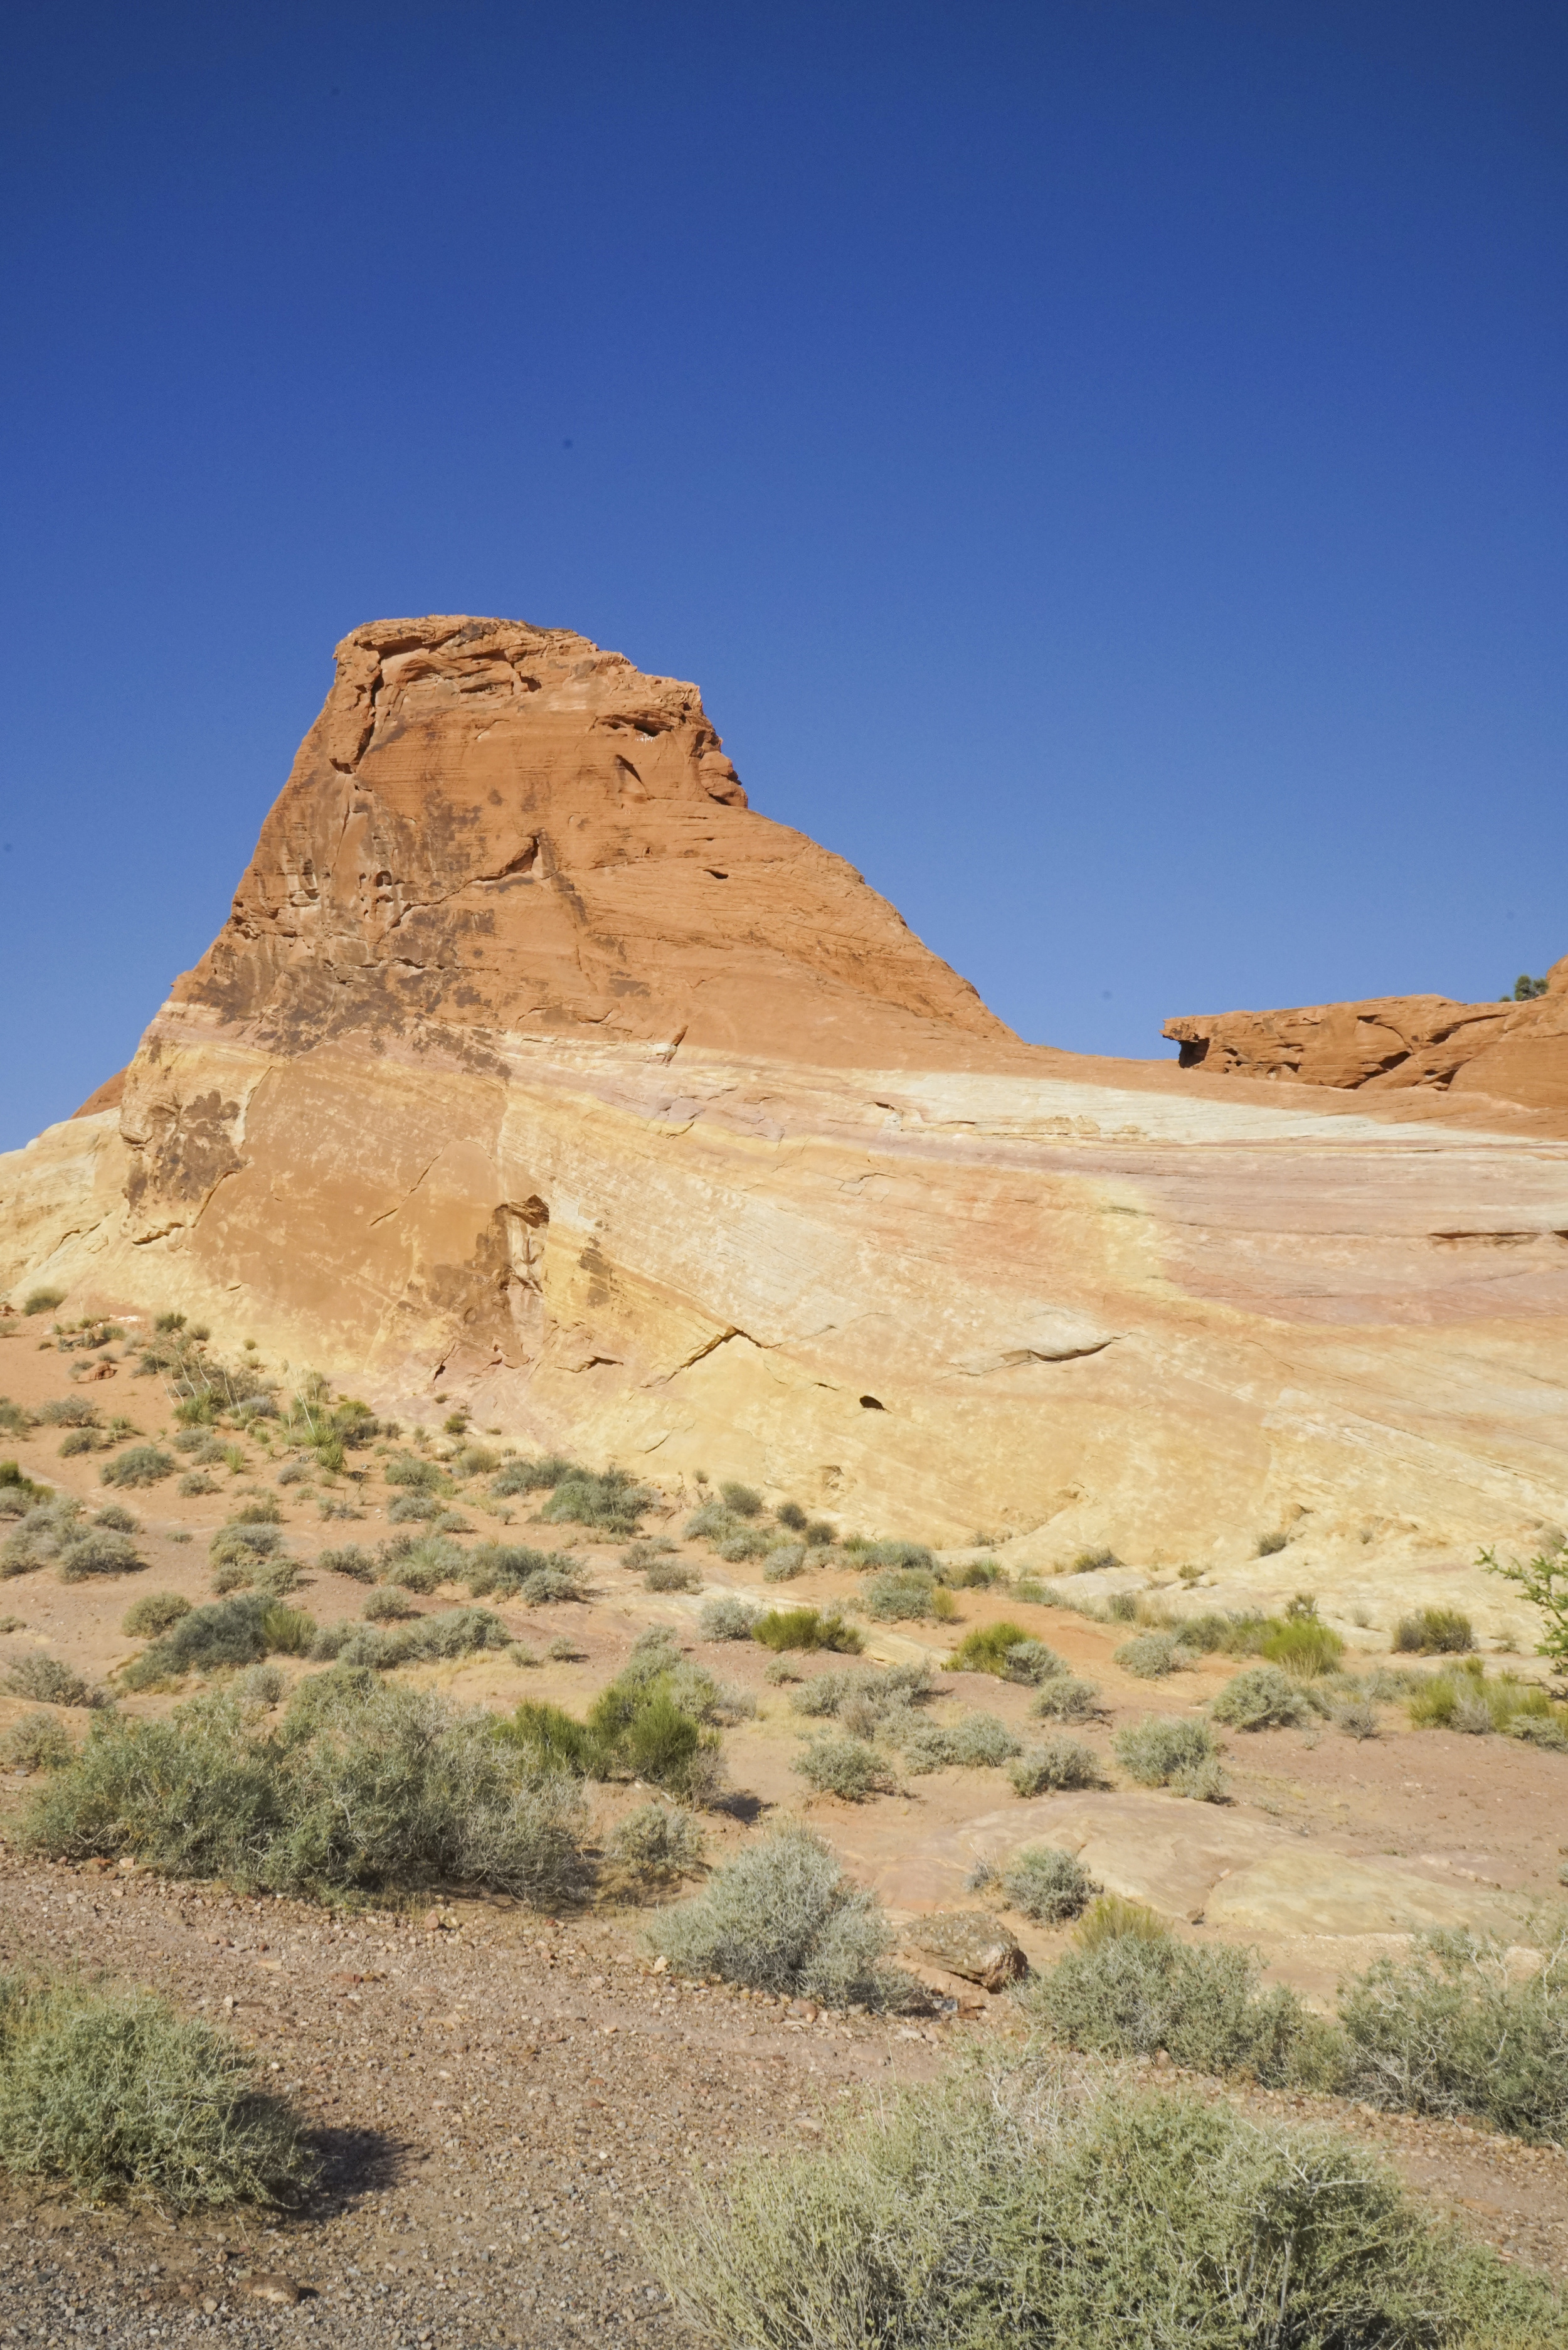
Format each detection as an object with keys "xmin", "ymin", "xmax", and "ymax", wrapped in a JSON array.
[{"xmin": 2, "ymin": 2, "xmax": 1564, "ymax": 1147}]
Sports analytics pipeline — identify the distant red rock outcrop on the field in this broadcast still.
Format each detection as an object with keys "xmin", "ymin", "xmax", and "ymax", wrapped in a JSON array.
[{"xmin": 1164, "ymin": 958, "xmax": 1568, "ymax": 1116}]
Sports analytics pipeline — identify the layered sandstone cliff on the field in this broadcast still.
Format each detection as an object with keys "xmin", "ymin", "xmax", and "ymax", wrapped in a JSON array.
[
  {"xmin": 3, "ymin": 617, "xmax": 1566, "ymax": 1580},
  {"xmin": 1163, "ymin": 961, "xmax": 1568, "ymax": 1112}
]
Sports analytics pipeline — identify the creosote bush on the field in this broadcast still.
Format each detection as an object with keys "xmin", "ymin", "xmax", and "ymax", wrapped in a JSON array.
[
  {"xmin": 645, "ymin": 2067, "xmax": 1561, "ymax": 2350},
  {"xmin": 1001, "ymin": 1844, "xmax": 1098, "ymax": 1923},
  {"xmin": 644, "ymin": 1819, "xmax": 913, "ymax": 2009},
  {"xmin": 0, "ymin": 1974, "xmax": 315, "ymax": 2209}
]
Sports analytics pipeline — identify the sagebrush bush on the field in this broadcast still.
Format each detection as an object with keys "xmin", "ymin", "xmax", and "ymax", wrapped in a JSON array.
[
  {"xmin": 309, "ymin": 1605, "xmax": 509, "ymax": 1671},
  {"xmin": 489, "ymin": 1452, "xmax": 580, "ymax": 1499},
  {"xmin": 1031, "ymin": 1676, "xmax": 1103, "ymax": 1722},
  {"xmin": 1395, "ymin": 1606, "xmax": 1476, "ymax": 1656},
  {"xmin": 1008, "ymin": 1739, "xmax": 1101, "ymax": 1795},
  {"xmin": 645, "ymin": 2068, "xmax": 1557, "ymax": 2350},
  {"xmin": 699, "ymin": 1596, "xmax": 758, "ymax": 1642},
  {"xmin": 3, "ymin": 1655, "xmax": 104, "ymax": 1709},
  {"xmin": 56, "ymin": 1528, "xmax": 142, "ymax": 1583},
  {"xmin": 383, "ymin": 1454, "xmax": 448, "ymax": 1493},
  {"xmin": 462, "ymin": 1541, "xmax": 583, "ymax": 1602},
  {"xmin": 388, "ymin": 1492, "xmax": 440, "ymax": 1524},
  {"xmin": 645, "ymin": 1557, "xmax": 701, "ymax": 1593},
  {"xmin": 1209, "ymin": 1663, "xmax": 1312, "ymax": 1730},
  {"xmin": 903, "ymin": 1711, "xmax": 1021, "ymax": 1773},
  {"xmin": 793, "ymin": 1733, "xmax": 890, "ymax": 1800},
  {"xmin": 719, "ymin": 1482, "xmax": 763, "ymax": 1518},
  {"xmin": 0, "ymin": 1974, "xmax": 315, "ymax": 2209},
  {"xmin": 1026, "ymin": 1924, "xmax": 1344, "ymax": 2088},
  {"xmin": 361, "ymin": 1586, "xmax": 419, "ymax": 1622},
  {"xmin": 753, "ymin": 1607, "xmax": 861, "ymax": 1654},
  {"xmin": 2, "ymin": 1499, "xmax": 83, "ymax": 1576},
  {"xmin": 0, "ymin": 1713, "xmax": 75, "ymax": 1770},
  {"xmin": 541, "ymin": 1467, "xmax": 654, "ymax": 1536},
  {"xmin": 1338, "ymin": 1933, "xmax": 1568, "ymax": 2144},
  {"xmin": 23, "ymin": 1680, "xmax": 587, "ymax": 1903},
  {"xmin": 1114, "ymin": 1715, "xmax": 1221, "ymax": 1787},
  {"xmin": 1001, "ymin": 1844, "xmax": 1098, "ymax": 1923},
  {"xmin": 862, "ymin": 1568, "xmax": 946, "ymax": 1622},
  {"xmin": 119, "ymin": 1595, "xmax": 315, "ymax": 1690},
  {"xmin": 946, "ymin": 1622, "xmax": 1032, "ymax": 1676},
  {"xmin": 1002, "ymin": 1638, "xmax": 1066, "ymax": 1685},
  {"xmin": 100, "ymin": 1446, "xmax": 175, "ymax": 1490},
  {"xmin": 761, "ymin": 1543, "xmax": 807, "ymax": 1582},
  {"xmin": 851, "ymin": 1539, "xmax": 937, "ymax": 1574},
  {"xmin": 1114, "ymin": 1630, "xmax": 1196, "ymax": 1678},
  {"xmin": 233, "ymin": 1664, "xmax": 285, "ymax": 1709},
  {"xmin": 644, "ymin": 1821, "xmax": 909, "ymax": 2007},
  {"xmin": 317, "ymin": 1545, "xmax": 378, "ymax": 1582},
  {"xmin": 607, "ymin": 1800, "xmax": 706, "ymax": 1881},
  {"xmin": 377, "ymin": 1534, "xmax": 465, "ymax": 1593}
]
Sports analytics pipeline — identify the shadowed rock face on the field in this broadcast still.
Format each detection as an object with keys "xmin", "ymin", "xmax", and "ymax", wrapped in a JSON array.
[
  {"xmin": 1164, "ymin": 959, "xmax": 1568, "ymax": 1114},
  {"xmin": 4, "ymin": 616, "xmax": 1568, "ymax": 1575}
]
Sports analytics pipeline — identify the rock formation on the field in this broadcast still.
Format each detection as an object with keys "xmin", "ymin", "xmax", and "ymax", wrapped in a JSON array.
[
  {"xmin": 1164, "ymin": 962, "xmax": 1568, "ymax": 1114},
  {"xmin": 3, "ymin": 615, "xmax": 1567, "ymax": 1580}
]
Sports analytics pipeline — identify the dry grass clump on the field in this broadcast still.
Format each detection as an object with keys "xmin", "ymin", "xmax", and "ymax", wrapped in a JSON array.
[
  {"xmin": 21, "ymin": 1679, "xmax": 587, "ymax": 1904},
  {"xmin": 645, "ymin": 2066, "xmax": 1559, "ymax": 2349},
  {"xmin": 644, "ymin": 1820, "xmax": 914, "ymax": 2008},
  {"xmin": 0, "ymin": 1974, "xmax": 316, "ymax": 2209}
]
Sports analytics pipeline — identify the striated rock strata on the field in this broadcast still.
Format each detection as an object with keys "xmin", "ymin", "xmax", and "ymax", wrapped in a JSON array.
[{"xmin": 3, "ymin": 615, "xmax": 1567, "ymax": 1573}]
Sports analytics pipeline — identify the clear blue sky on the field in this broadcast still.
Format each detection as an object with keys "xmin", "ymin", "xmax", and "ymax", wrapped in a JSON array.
[{"xmin": 3, "ymin": 2, "xmax": 1564, "ymax": 1149}]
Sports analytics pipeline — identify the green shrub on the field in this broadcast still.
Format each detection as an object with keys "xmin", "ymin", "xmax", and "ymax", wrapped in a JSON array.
[
  {"xmin": 100, "ymin": 1446, "xmax": 175, "ymax": 1489},
  {"xmin": 946, "ymin": 1621, "xmax": 1032, "ymax": 1676},
  {"xmin": 0, "ymin": 1974, "xmax": 314, "ymax": 2209},
  {"xmin": 119, "ymin": 1595, "xmax": 315, "ymax": 1690},
  {"xmin": 0, "ymin": 1713, "xmax": 75, "ymax": 1770},
  {"xmin": 1394, "ymin": 1606, "xmax": 1475, "ymax": 1656},
  {"xmin": 753, "ymin": 1608, "xmax": 862, "ymax": 1654},
  {"xmin": 1114, "ymin": 1629, "xmax": 1196, "ymax": 1677},
  {"xmin": 607, "ymin": 1800, "xmax": 706, "ymax": 1881},
  {"xmin": 383, "ymin": 1453, "xmax": 448, "ymax": 1492},
  {"xmin": 1115, "ymin": 1715, "xmax": 1221, "ymax": 1787},
  {"xmin": 1001, "ymin": 1845, "xmax": 1098, "ymax": 1923},
  {"xmin": 699, "ymin": 1596, "xmax": 758, "ymax": 1642},
  {"xmin": 3, "ymin": 1655, "xmax": 104, "ymax": 1709},
  {"xmin": 1259, "ymin": 1614, "xmax": 1345, "ymax": 1677},
  {"xmin": 24, "ymin": 1681, "xmax": 587, "ymax": 1903},
  {"xmin": 1031, "ymin": 1676, "xmax": 1103, "ymax": 1722},
  {"xmin": 1338, "ymin": 1933, "xmax": 1568, "ymax": 2144},
  {"xmin": 646, "ymin": 2067, "xmax": 1555, "ymax": 2350},
  {"xmin": 490, "ymin": 1453, "xmax": 581, "ymax": 1499},
  {"xmin": 644, "ymin": 1821, "xmax": 909, "ymax": 2007},
  {"xmin": 541, "ymin": 1467, "xmax": 654, "ymax": 1536},
  {"xmin": 793, "ymin": 1734, "xmax": 891, "ymax": 1800},
  {"xmin": 862, "ymin": 1568, "xmax": 947, "ymax": 1622},
  {"xmin": 1210, "ymin": 1663, "xmax": 1312, "ymax": 1730},
  {"xmin": 1026, "ymin": 1926, "xmax": 1343, "ymax": 2088},
  {"xmin": 21, "ymin": 1288, "xmax": 65, "ymax": 1316},
  {"xmin": 1008, "ymin": 1739, "xmax": 1102, "ymax": 1795},
  {"xmin": 718, "ymin": 1482, "xmax": 763, "ymax": 1518},
  {"xmin": 496, "ymin": 1699, "xmax": 602, "ymax": 1776}
]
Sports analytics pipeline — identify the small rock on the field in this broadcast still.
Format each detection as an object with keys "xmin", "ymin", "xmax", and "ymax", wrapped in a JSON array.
[
  {"xmin": 911, "ymin": 1911, "xmax": 1027, "ymax": 1992},
  {"xmin": 244, "ymin": 2275, "xmax": 302, "ymax": 2307}
]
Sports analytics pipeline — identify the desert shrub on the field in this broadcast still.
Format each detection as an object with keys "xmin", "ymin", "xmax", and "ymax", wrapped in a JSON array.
[
  {"xmin": 1260, "ymin": 1614, "xmax": 1346, "ymax": 1677},
  {"xmin": 377, "ymin": 1534, "xmax": 464, "ymax": 1594},
  {"xmin": 1076, "ymin": 1893, "xmax": 1169, "ymax": 1949},
  {"xmin": 37, "ymin": 1397, "xmax": 98, "ymax": 1427},
  {"xmin": 901, "ymin": 1711, "xmax": 1021, "ymax": 1773},
  {"xmin": 607, "ymin": 1800, "xmax": 706, "ymax": 1881},
  {"xmin": 1114, "ymin": 1629, "xmax": 1196, "ymax": 1678},
  {"xmin": 803, "ymin": 1519, "xmax": 836, "ymax": 1548},
  {"xmin": 94, "ymin": 1502, "xmax": 136, "ymax": 1532},
  {"xmin": 1031, "ymin": 1676, "xmax": 1103, "ymax": 1722},
  {"xmin": 1338, "ymin": 1933, "xmax": 1568, "ymax": 2144},
  {"xmin": 861, "ymin": 1568, "xmax": 946, "ymax": 1622},
  {"xmin": 496, "ymin": 1699, "xmax": 602, "ymax": 1776},
  {"xmin": 1257, "ymin": 1530, "xmax": 1288, "ymax": 1556},
  {"xmin": 761, "ymin": 1543, "xmax": 807, "ymax": 1582},
  {"xmin": 645, "ymin": 1556, "xmax": 701, "ymax": 1593},
  {"xmin": 317, "ymin": 1543, "xmax": 378, "ymax": 1581},
  {"xmin": 312, "ymin": 1607, "xmax": 509, "ymax": 1671},
  {"xmin": 1210, "ymin": 1663, "xmax": 1312, "ymax": 1730},
  {"xmin": 388, "ymin": 1492, "xmax": 440, "ymax": 1524},
  {"xmin": 1027, "ymin": 1926, "xmax": 1344, "ymax": 2088},
  {"xmin": 622, "ymin": 1537, "xmax": 676, "ymax": 1568},
  {"xmin": 943, "ymin": 1558, "xmax": 1005, "ymax": 1590},
  {"xmin": 230, "ymin": 1496, "xmax": 283, "ymax": 1527},
  {"xmin": 776, "ymin": 1501, "xmax": 808, "ymax": 1531},
  {"xmin": 1338, "ymin": 1696, "xmax": 1382, "ymax": 1740},
  {"xmin": 1068, "ymin": 1547, "xmax": 1118, "ymax": 1573},
  {"xmin": 209, "ymin": 1521, "xmax": 285, "ymax": 1570},
  {"xmin": 719, "ymin": 1531, "xmax": 773, "ymax": 1566},
  {"xmin": 177, "ymin": 1471, "xmax": 216, "ymax": 1497},
  {"xmin": 1002, "ymin": 1638, "xmax": 1066, "ymax": 1685},
  {"xmin": 383, "ymin": 1454, "xmax": 447, "ymax": 1492},
  {"xmin": 793, "ymin": 1662, "xmax": 931, "ymax": 1731},
  {"xmin": 24, "ymin": 1681, "xmax": 586, "ymax": 1903},
  {"xmin": 451, "ymin": 1443, "xmax": 500, "ymax": 1478},
  {"xmin": 1401, "ymin": 1661, "xmax": 1565, "ymax": 1741},
  {"xmin": 100, "ymin": 1446, "xmax": 174, "ymax": 1489},
  {"xmin": 946, "ymin": 1621, "xmax": 1032, "ymax": 1676},
  {"xmin": 56, "ymin": 1528, "xmax": 142, "ymax": 1583},
  {"xmin": 119, "ymin": 1595, "xmax": 315, "ymax": 1690},
  {"xmin": 645, "ymin": 1820, "xmax": 909, "ymax": 2007},
  {"xmin": 361, "ymin": 1587, "xmax": 419, "ymax": 1622},
  {"xmin": 276, "ymin": 1461, "xmax": 309, "ymax": 1486},
  {"xmin": 22, "ymin": 1288, "xmax": 65, "ymax": 1316},
  {"xmin": 56, "ymin": 1430, "xmax": 98, "ymax": 1459},
  {"xmin": 0, "ymin": 1713, "xmax": 75, "ymax": 1770},
  {"xmin": 233, "ymin": 1664, "xmax": 285, "ymax": 1709},
  {"xmin": 1115, "ymin": 1715, "xmax": 1221, "ymax": 1787},
  {"xmin": 0, "ymin": 1974, "xmax": 314, "ymax": 2209},
  {"xmin": 793, "ymin": 1734, "xmax": 891, "ymax": 1800},
  {"xmin": 489, "ymin": 1453, "xmax": 580, "ymax": 1499},
  {"xmin": 684, "ymin": 1500, "xmax": 739, "ymax": 1544},
  {"xmin": 1394, "ymin": 1606, "xmax": 1476, "ymax": 1656},
  {"xmin": 699, "ymin": 1596, "xmax": 758, "ymax": 1642},
  {"xmin": 1008, "ymin": 1739, "xmax": 1102, "ymax": 1795},
  {"xmin": 753, "ymin": 1607, "xmax": 861, "ymax": 1654},
  {"xmin": 1002, "ymin": 1845, "xmax": 1098, "ymax": 1923},
  {"xmin": 719, "ymin": 1482, "xmax": 763, "ymax": 1518},
  {"xmin": 541, "ymin": 1467, "xmax": 654, "ymax": 1536},
  {"xmin": 0, "ymin": 1400, "xmax": 33, "ymax": 1436},
  {"xmin": 462, "ymin": 1541, "xmax": 581, "ymax": 1600},
  {"xmin": 3, "ymin": 1654, "xmax": 105, "ymax": 1708},
  {"xmin": 2, "ymin": 1499, "xmax": 82, "ymax": 1576},
  {"xmin": 647, "ymin": 2067, "xmax": 1557, "ymax": 2350}
]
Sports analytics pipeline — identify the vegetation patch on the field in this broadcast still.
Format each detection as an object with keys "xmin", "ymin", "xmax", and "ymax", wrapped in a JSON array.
[
  {"xmin": 753, "ymin": 1607, "xmax": 862, "ymax": 1654},
  {"xmin": 644, "ymin": 1820, "xmax": 914, "ymax": 2008},
  {"xmin": 1209, "ymin": 1662, "xmax": 1314, "ymax": 1730},
  {"xmin": 119, "ymin": 1595, "xmax": 315, "ymax": 1690},
  {"xmin": 1113, "ymin": 1715, "xmax": 1223, "ymax": 1788},
  {"xmin": 1007, "ymin": 1739, "xmax": 1102, "ymax": 1795},
  {"xmin": 1339, "ymin": 1932, "xmax": 1568, "ymax": 2144},
  {"xmin": 946, "ymin": 1621, "xmax": 1033, "ymax": 1676},
  {"xmin": 699, "ymin": 1596, "xmax": 758, "ymax": 1642},
  {"xmin": 1394, "ymin": 1606, "xmax": 1476, "ymax": 1656},
  {"xmin": 100, "ymin": 1445, "xmax": 176, "ymax": 1489},
  {"xmin": 792, "ymin": 1734, "xmax": 892, "ymax": 1800},
  {"xmin": 1000, "ymin": 1844, "xmax": 1098, "ymax": 1923}
]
